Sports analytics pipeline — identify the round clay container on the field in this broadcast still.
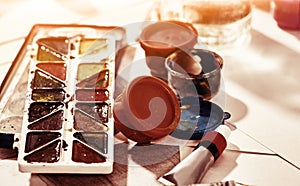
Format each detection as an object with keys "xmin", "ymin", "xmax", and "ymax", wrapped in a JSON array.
[
  {"xmin": 139, "ymin": 20, "xmax": 198, "ymax": 80},
  {"xmin": 113, "ymin": 76, "xmax": 181, "ymax": 143}
]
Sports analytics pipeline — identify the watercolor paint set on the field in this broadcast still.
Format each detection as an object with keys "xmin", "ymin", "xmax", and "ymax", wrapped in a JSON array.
[{"xmin": 0, "ymin": 24, "xmax": 126, "ymax": 174}]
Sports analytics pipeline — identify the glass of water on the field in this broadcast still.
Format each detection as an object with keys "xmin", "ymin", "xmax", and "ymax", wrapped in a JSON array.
[{"xmin": 179, "ymin": 0, "xmax": 252, "ymax": 49}]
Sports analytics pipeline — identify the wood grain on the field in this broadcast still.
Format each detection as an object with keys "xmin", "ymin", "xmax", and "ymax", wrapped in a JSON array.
[{"xmin": 0, "ymin": 141, "xmax": 180, "ymax": 186}]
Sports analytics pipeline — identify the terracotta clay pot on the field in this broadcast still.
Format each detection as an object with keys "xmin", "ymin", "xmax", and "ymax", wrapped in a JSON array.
[{"xmin": 139, "ymin": 20, "xmax": 198, "ymax": 80}]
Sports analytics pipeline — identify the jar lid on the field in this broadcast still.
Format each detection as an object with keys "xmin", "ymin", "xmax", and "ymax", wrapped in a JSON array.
[
  {"xmin": 114, "ymin": 76, "xmax": 181, "ymax": 143},
  {"xmin": 126, "ymin": 76, "xmax": 180, "ymax": 137}
]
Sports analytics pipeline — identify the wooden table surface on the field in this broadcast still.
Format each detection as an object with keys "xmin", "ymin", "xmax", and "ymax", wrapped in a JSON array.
[{"xmin": 0, "ymin": 0, "xmax": 300, "ymax": 186}]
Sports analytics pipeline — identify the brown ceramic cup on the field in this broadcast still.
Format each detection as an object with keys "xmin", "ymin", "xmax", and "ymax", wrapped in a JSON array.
[
  {"xmin": 113, "ymin": 76, "xmax": 181, "ymax": 143},
  {"xmin": 139, "ymin": 20, "xmax": 198, "ymax": 81}
]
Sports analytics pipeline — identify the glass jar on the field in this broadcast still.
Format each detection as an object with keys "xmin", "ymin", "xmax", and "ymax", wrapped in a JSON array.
[{"xmin": 181, "ymin": 0, "xmax": 253, "ymax": 49}]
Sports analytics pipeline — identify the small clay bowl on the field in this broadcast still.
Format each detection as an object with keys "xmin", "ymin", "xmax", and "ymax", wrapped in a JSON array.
[{"xmin": 139, "ymin": 20, "xmax": 198, "ymax": 80}]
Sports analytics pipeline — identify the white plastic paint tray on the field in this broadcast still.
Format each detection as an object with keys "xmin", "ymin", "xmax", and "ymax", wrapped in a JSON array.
[{"xmin": 0, "ymin": 24, "xmax": 126, "ymax": 174}]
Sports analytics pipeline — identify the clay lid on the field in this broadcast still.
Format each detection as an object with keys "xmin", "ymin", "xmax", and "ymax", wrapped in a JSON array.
[
  {"xmin": 114, "ymin": 76, "xmax": 181, "ymax": 143},
  {"xmin": 139, "ymin": 21, "xmax": 198, "ymax": 53}
]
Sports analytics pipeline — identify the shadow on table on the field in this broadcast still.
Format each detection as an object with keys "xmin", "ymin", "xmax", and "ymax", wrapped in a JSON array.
[
  {"xmin": 225, "ymin": 29, "xmax": 300, "ymax": 115},
  {"xmin": 129, "ymin": 143, "xmax": 180, "ymax": 178},
  {"xmin": 201, "ymin": 143, "xmax": 240, "ymax": 183},
  {"xmin": 225, "ymin": 93, "xmax": 248, "ymax": 123},
  {"xmin": 129, "ymin": 140, "xmax": 241, "ymax": 184},
  {"xmin": 0, "ymin": 148, "xmax": 17, "ymax": 159},
  {"xmin": 34, "ymin": 143, "xmax": 129, "ymax": 186},
  {"xmin": 284, "ymin": 29, "xmax": 300, "ymax": 41}
]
